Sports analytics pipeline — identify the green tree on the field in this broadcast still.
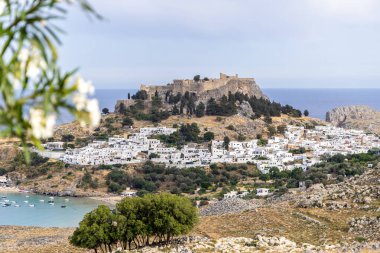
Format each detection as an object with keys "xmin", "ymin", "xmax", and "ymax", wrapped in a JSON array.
[
  {"xmin": 179, "ymin": 123, "xmax": 200, "ymax": 142},
  {"xmin": 114, "ymin": 193, "xmax": 198, "ymax": 249},
  {"xmin": 70, "ymin": 205, "xmax": 118, "ymax": 253},
  {"xmin": 203, "ymin": 131, "xmax": 215, "ymax": 142},
  {"xmin": 62, "ymin": 134, "xmax": 75, "ymax": 142},
  {"xmin": 102, "ymin": 108, "xmax": 110, "ymax": 114},
  {"xmin": 132, "ymin": 90, "xmax": 148, "ymax": 100},
  {"xmin": 193, "ymin": 75, "xmax": 201, "ymax": 82},
  {"xmin": 304, "ymin": 110, "xmax": 310, "ymax": 117},
  {"xmin": 264, "ymin": 115, "xmax": 272, "ymax": 124},
  {"xmin": 143, "ymin": 193, "xmax": 198, "ymax": 243},
  {"xmin": 0, "ymin": 168, "xmax": 7, "ymax": 176},
  {"xmin": 172, "ymin": 105, "xmax": 180, "ymax": 115},
  {"xmin": 223, "ymin": 136, "xmax": 230, "ymax": 150},
  {"xmin": 122, "ymin": 117, "xmax": 134, "ymax": 127},
  {"xmin": 195, "ymin": 102, "xmax": 205, "ymax": 117}
]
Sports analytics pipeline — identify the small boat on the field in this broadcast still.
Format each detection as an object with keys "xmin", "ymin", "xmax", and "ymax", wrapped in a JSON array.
[
  {"xmin": 39, "ymin": 199, "xmax": 45, "ymax": 202},
  {"xmin": 61, "ymin": 205, "xmax": 67, "ymax": 208},
  {"xmin": 25, "ymin": 195, "xmax": 29, "ymax": 198},
  {"xmin": 29, "ymin": 204, "xmax": 35, "ymax": 207},
  {"xmin": 23, "ymin": 200, "xmax": 29, "ymax": 203},
  {"xmin": 49, "ymin": 203, "xmax": 55, "ymax": 206},
  {"xmin": 14, "ymin": 204, "xmax": 20, "ymax": 207},
  {"xmin": 64, "ymin": 198, "xmax": 69, "ymax": 202},
  {"xmin": 4, "ymin": 199, "xmax": 9, "ymax": 203},
  {"xmin": 11, "ymin": 201, "xmax": 16, "ymax": 204},
  {"xmin": 1, "ymin": 196, "xmax": 6, "ymax": 199},
  {"xmin": 2, "ymin": 203, "xmax": 11, "ymax": 207},
  {"xmin": 49, "ymin": 197, "xmax": 54, "ymax": 200},
  {"xmin": 48, "ymin": 200, "xmax": 54, "ymax": 203}
]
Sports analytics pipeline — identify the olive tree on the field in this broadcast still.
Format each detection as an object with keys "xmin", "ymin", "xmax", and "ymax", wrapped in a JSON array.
[
  {"xmin": 72, "ymin": 193, "xmax": 198, "ymax": 251},
  {"xmin": 0, "ymin": 0, "xmax": 101, "ymax": 159},
  {"xmin": 70, "ymin": 205, "xmax": 118, "ymax": 253}
]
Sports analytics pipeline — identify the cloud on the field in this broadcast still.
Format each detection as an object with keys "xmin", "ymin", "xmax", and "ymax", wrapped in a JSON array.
[
  {"xmin": 307, "ymin": 0, "xmax": 380, "ymax": 23},
  {"xmin": 59, "ymin": 0, "xmax": 380, "ymax": 88}
]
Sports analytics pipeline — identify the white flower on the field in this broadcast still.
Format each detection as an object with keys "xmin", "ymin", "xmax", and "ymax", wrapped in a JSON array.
[
  {"xmin": 26, "ymin": 62, "xmax": 41, "ymax": 80},
  {"xmin": 18, "ymin": 48, "xmax": 46, "ymax": 80},
  {"xmin": 76, "ymin": 77, "xmax": 95, "ymax": 95},
  {"xmin": 73, "ymin": 94, "xmax": 101, "ymax": 128},
  {"xmin": 29, "ymin": 108, "xmax": 56, "ymax": 139},
  {"xmin": 72, "ymin": 93, "xmax": 87, "ymax": 110},
  {"xmin": 40, "ymin": 20, "xmax": 47, "ymax": 27},
  {"xmin": 0, "ymin": 0, "xmax": 6, "ymax": 15},
  {"xmin": 18, "ymin": 48, "xmax": 29, "ymax": 65},
  {"xmin": 86, "ymin": 98, "xmax": 101, "ymax": 128}
]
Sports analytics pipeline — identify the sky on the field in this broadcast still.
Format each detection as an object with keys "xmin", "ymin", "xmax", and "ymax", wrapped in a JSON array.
[{"xmin": 59, "ymin": 0, "xmax": 380, "ymax": 89}]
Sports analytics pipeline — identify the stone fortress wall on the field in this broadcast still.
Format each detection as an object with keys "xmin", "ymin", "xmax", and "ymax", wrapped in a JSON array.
[
  {"xmin": 115, "ymin": 73, "xmax": 267, "ymax": 112},
  {"xmin": 140, "ymin": 73, "xmax": 266, "ymax": 102}
]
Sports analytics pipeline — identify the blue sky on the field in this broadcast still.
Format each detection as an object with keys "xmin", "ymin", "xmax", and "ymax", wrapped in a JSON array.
[{"xmin": 59, "ymin": 0, "xmax": 380, "ymax": 89}]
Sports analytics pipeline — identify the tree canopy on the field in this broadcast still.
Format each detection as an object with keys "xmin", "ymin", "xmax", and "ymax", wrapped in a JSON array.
[{"xmin": 70, "ymin": 193, "xmax": 198, "ymax": 252}]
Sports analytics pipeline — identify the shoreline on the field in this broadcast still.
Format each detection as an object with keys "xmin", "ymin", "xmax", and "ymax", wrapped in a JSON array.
[
  {"xmin": 89, "ymin": 195, "xmax": 123, "ymax": 205},
  {"xmin": 1, "ymin": 187, "xmax": 121, "ymax": 205},
  {"xmin": 0, "ymin": 186, "xmax": 21, "ymax": 193}
]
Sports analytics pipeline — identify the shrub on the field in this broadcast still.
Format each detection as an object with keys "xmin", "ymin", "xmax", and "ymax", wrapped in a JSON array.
[
  {"xmin": 226, "ymin": 125, "xmax": 235, "ymax": 131},
  {"xmin": 61, "ymin": 134, "xmax": 75, "ymax": 142},
  {"xmin": 0, "ymin": 168, "xmax": 7, "ymax": 176}
]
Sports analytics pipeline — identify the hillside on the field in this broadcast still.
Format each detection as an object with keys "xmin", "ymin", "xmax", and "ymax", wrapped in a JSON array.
[
  {"xmin": 54, "ymin": 113, "xmax": 324, "ymax": 142},
  {"xmin": 2, "ymin": 168, "xmax": 380, "ymax": 252},
  {"xmin": 326, "ymin": 105, "xmax": 380, "ymax": 134}
]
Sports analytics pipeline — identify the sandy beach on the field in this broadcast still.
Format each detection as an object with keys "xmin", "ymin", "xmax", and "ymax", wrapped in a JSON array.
[
  {"xmin": 0, "ymin": 186, "xmax": 20, "ymax": 193},
  {"xmin": 89, "ymin": 195, "xmax": 123, "ymax": 205}
]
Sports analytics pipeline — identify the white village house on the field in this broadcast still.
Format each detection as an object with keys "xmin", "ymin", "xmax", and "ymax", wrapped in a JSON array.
[{"xmin": 38, "ymin": 125, "xmax": 380, "ymax": 174}]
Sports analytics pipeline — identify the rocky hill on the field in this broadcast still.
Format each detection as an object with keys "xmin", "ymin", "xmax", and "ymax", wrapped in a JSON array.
[
  {"xmin": 326, "ymin": 105, "xmax": 380, "ymax": 134},
  {"xmin": 115, "ymin": 73, "xmax": 268, "ymax": 113},
  {"xmin": 141, "ymin": 72, "xmax": 268, "ymax": 103}
]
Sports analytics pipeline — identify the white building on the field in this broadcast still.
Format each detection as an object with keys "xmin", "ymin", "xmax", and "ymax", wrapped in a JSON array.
[{"xmin": 256, "ymin": 188, "xmax": 270, "ymax": 196}]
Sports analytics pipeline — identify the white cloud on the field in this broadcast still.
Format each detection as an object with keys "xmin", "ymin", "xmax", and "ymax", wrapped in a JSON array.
[{"xmin": 308, "ymin": 0, "xmax": 380, "ymax": 23}]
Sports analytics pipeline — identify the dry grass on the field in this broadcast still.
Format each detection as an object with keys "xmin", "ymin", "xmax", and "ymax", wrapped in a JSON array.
[
  {"xmin": 0, "ymin": 226, "xmax": 83, "ymax": 253},
  {"xmin": 195, "ymin": 205, "xmax": 375, "ymax": 246}
]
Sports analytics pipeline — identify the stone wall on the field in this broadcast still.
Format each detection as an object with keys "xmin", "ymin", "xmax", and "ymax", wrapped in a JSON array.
[{"xmin": 139, "ymin": 73, "xmax": 267, "ymax": 102}]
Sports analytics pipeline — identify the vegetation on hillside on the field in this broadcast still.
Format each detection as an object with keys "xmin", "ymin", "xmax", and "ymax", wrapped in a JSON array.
[
  {"xmin": 121, "ymin": 90, "xmax": 304, "ymax": 123},
  {"xmin": 257, "ymin": 151, "xmax": 379, "ymax": 194},
  {"xmin": 104, "ymin": 161, "xmax": 259, "ymax": 195}
]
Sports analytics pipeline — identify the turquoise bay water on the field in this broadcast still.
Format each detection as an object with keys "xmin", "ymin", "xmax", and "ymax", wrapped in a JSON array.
[{"xmin": 0, "ymin": 192, "xmax": 105, "ymax": 227}]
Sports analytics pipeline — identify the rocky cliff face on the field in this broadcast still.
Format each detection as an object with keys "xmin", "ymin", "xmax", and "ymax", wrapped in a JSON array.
[
  {"xmin": 326, "ymin": 105, "xmax": 380, "ymax": 134},
  {"xmin": 195, "ymin": 77, "xmax": 268, "ymax": 103}
]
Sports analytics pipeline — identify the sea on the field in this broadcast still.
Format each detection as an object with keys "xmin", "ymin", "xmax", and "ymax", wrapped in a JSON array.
[
  {"xmin": 29, "ymin": 88, "xmax": 380, "ymax": 124},
  {"xmin": 0, "ymin": 192, "xmax": 106, "ymax": 227},
  {"xmin": 79, "ymin": 88, "xmax": 380, "ymax": 122}
]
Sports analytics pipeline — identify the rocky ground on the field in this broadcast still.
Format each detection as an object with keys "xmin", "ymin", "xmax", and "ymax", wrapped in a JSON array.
[
  {"xmin": 326, "ymin": 105, "xmax": 380, "ymax": 134},
  {"xmin": 200, "ymin": 198, "xmax": 263, "ymax": 216},
  {"xmin": 0, "ymin": 226, "xmax": 80, "ymax": 253}
]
